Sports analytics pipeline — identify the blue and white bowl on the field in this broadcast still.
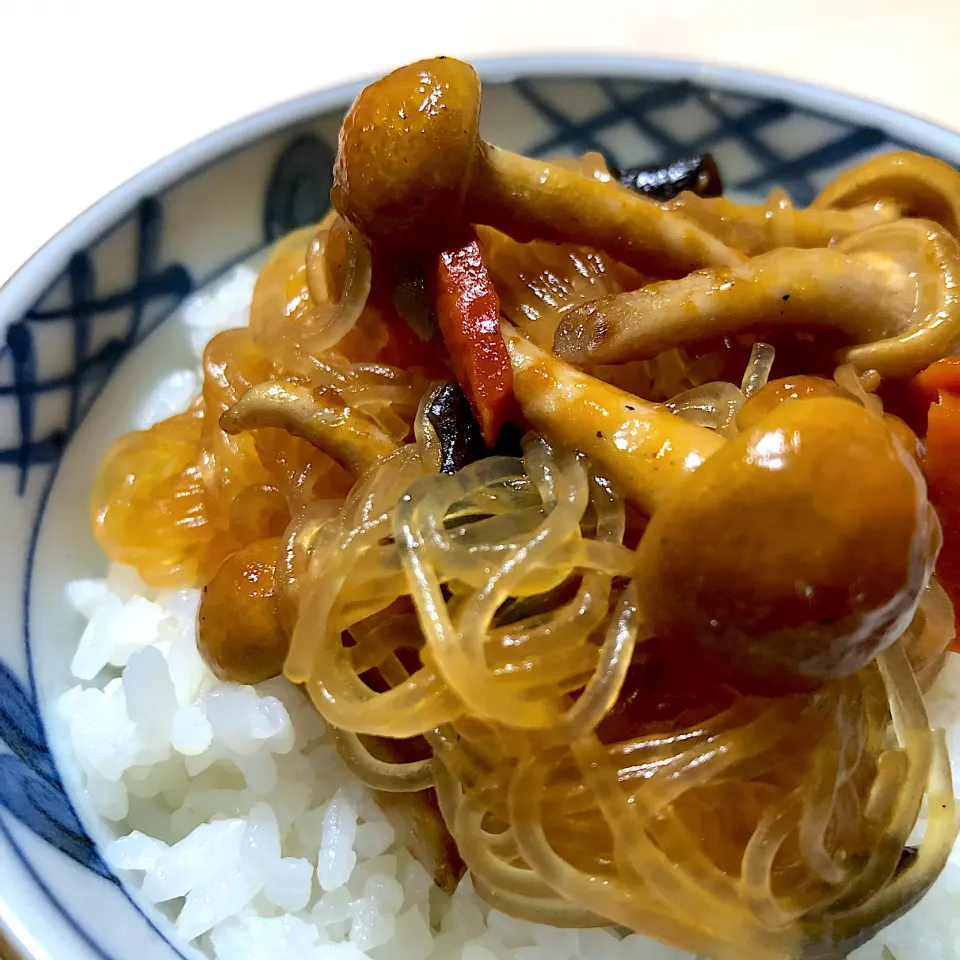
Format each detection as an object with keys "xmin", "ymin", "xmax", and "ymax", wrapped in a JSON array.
[{"xmin": 1, "ymin": 56, "xmax": 958, "ymax": 960}]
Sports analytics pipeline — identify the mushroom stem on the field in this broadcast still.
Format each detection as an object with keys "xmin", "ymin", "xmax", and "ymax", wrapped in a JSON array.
[
  {"xmin": 554, "ymin": 219, "xmax": 960, "ymax": 379},
  {"xmin": 837, "ymin": 221, "xmax": 960, "ymax": 377},
  {"xmin": 554, "ymin": 246, "xmax": 915, "ymax": 366},
  {"xmin": 662, "ymin": 191, "xmax": 900, "ymax": 256},
  {"xmin": 502, "ymin": 324, "xmax": 724, "ymax": 514},
  {"xmin": 220, "ymin": 382, "xmax": 397, "ymax": 477},
  {"xmin": 332, "ymin": 57, "xmax": 743, "ymax": 278},
  {"xmin": 813, "ymin": 151, "xmax": 960, "ymax": 237},
  {"xmin": 466, "ymin": 143, "xmax": 743, "ymax": 277}
]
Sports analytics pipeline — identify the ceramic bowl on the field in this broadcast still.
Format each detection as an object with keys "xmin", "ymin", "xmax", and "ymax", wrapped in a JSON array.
[{"xmin": 1, "ymin": 55, "xmax": 959, "ymax": 960}]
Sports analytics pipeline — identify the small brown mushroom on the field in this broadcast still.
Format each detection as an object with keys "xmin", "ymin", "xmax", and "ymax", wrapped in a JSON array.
[
  {"xmin": 198, "ymin": 538, "xmax": 287, "ymax": 685},
  {"xmin": 634, "ymin": 397, "xmax": 938, "ymax": 694},
  {"xmin": 331, "ymin": 57, "xmax": 742, "ymax": 278},
  {"xmin": 504, "ymin": 325, "xmax": 938, "ymax": 694},
  {"xmin": 220, "ymin": 381, "xmax": 397, "ymax": 477},
  {"xmin": 813, "ymin": 150, "xmax": 960, "ymax": 237},
  {"xmin": 554, "ymin": 219, "xmax": 960, "ymax": 379}
]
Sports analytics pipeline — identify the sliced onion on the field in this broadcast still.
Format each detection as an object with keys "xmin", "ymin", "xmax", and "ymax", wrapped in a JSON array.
[
  {"xmin": 666, "ymin": 381, "xmax": 745, "ymax": 437},
  {"xmin": 251, "ymin": 217, "xmax": 372, "ymax": 375},
  {"xmin": 740, "ymin": 341, "xmax": 776, "ymax": 398},
  {"xmin": 300, "ymin": 218, "xmax": 372, "ymax": 357}
]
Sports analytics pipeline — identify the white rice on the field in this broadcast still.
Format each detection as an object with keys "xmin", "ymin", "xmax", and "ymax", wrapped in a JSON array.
[{"xmin": 57, "ymin": 266, "xmax": 960, "ymax": 960}]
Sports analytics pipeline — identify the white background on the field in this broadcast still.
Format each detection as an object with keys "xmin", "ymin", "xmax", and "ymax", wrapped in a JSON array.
[{"xmin": 1, "ymin": 0, "xmax": 958, "ymax": 289}]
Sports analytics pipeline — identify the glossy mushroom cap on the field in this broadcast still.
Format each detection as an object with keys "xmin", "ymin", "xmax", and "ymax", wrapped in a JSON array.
[
  {"xmin": 331, "ymin": 57, "xmax": 481, "ymax": 256},
  {"xmin": 198, "ymin": 538, "xmax": 287, "ymax": 685},
  {"xmin": 634, "ymin": 397, "xmax": 939, "ymax": 694}
]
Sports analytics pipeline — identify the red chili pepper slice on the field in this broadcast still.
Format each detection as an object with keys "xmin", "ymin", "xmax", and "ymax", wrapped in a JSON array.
[
  {"xmin": 913, "ymin": 356, "xmax": 960, "ymax": 407},
  {"xmin": 434, "ymin": 233, "xmax": 514, "ymax": 445},
  {"xmin": 916, "ymin": 360, "xmax": 960, "ymax": 644}
]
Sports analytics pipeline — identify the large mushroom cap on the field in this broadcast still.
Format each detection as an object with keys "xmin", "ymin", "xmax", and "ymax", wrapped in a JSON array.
[
  {"xmin": 634, "ymin": 397, "xmax": 938, "ymax": 694},
  {"xmin": 331, "ymin": 57, "xmax": 481, "ymax": 256}
]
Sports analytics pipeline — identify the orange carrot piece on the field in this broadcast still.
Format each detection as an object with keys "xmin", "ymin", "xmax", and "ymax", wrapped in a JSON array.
[
  {"xmin": 922, "ymin": 385, "xmax": 960, "ymax": 644},
  {"xmin": 434, "ymin": 234, "xmax": 514, "ymax": 445}
]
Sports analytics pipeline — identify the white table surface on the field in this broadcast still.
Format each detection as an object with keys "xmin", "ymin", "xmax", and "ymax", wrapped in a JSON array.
[{"xmin": 1, "ymin": 0, "xmax": 958, "ymax": 291}]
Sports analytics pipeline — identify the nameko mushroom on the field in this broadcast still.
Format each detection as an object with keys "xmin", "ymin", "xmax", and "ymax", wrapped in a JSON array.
[
  {"xmin": 553, "ymin": 218, "xmax": 960, "ymax": 379},
  {"xmin": 220, "ymin": 381, "xmax": 398, "ymax": 477},
  {"xmin": 504, "ymin": 324, "xmax": 937, "ymax": 694},
  {"xmin": 331, "ymin": 57, "xmax": 744, "ymax": 278}
]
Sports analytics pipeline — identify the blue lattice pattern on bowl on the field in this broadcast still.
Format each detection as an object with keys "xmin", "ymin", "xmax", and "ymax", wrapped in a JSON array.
[{"xmin": 0, "ymin": 61, "xmax": 953, "ymax": 960}]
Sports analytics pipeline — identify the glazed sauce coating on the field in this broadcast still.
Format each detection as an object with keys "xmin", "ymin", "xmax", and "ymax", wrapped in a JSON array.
[
  {"xmin": 736, "ymin": 375, "xmax": 852, "ymax": 430},
  {"xmin": 198, "ymin": 537, "xmax": 288, "ymax": 685},
  {"xmin": 331, "ymin": 57, "xmax": 481, "ymax": 256},
  {"xmin": 635, "ymin": 397, "xmax": 938, "ymax": 693}
]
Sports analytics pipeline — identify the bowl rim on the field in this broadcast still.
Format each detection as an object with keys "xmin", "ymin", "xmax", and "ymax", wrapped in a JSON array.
[
  {"xmin": 2, "ymin": 51, "xmax": 959, "ymax": 328},
  {"xmin": 1, "ymin": 51, "xmax": 960, "ymax": 960}
]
